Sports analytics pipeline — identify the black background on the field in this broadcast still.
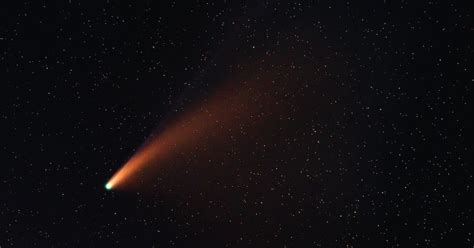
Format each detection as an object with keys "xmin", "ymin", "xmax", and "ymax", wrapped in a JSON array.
[{"xmin": 1, "ymin": 1, "xmax": 472, "ymax": 247}]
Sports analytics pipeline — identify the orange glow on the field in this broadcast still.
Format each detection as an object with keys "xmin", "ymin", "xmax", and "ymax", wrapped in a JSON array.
[
  {"xmin": 106, "ymin": 76, "xmax": 286, "ymax": 190},
  {"xmin": 106, "ymin": 56, "xmax": 299, "ymax": 189}
]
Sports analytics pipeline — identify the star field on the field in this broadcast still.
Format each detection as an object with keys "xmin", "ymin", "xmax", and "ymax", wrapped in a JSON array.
[{"xmin": 1, "ymin": 1, "xmax": 472, "ymax": 247}]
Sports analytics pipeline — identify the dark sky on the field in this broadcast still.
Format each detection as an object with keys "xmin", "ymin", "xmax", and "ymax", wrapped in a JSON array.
[{"xmin": 1, "ymin": 1, "xmax": 472, "ymax": 247}]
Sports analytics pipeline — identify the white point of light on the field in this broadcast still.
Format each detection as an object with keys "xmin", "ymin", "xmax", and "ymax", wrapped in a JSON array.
[{"xmin": 105, "ymin": 182, "xmax": 112, "ymax": 190}]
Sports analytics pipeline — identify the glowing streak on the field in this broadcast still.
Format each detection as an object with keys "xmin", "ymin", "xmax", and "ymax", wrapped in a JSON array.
[
  {"xmin": 105, "ymin": 79, "xmax": 277, "ymax": 190},
  {"xmin": 105, "ymin": 140, "xmax": 162, "ymax": 190}
]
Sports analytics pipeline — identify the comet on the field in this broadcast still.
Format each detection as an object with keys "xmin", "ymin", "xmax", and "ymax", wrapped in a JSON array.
[
  {"xmin": 105, "ymin": 82, "xmax": 254, "ymax": 190},
  {"xmin": 105, "ymin": 67, "xmax": 291, "ymax": 190}
]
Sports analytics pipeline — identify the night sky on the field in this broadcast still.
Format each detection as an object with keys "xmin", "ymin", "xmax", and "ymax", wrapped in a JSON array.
[{"xmin": 1, "ymin": 1, "xmax": 472, "ymax": 247}]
